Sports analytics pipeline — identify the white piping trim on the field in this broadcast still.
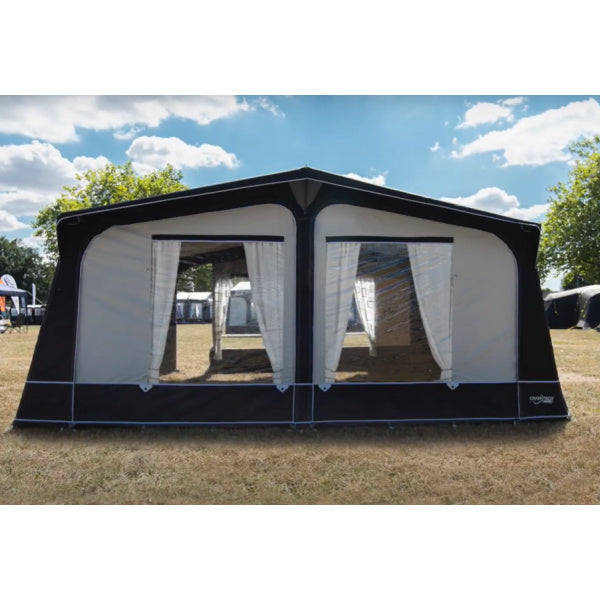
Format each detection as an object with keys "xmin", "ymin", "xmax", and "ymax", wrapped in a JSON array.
[
  {"xmin": 310, "ymin": 178, "xmax": 540, "ymax": 226},
  {"xmin": 156, "ymin": 238, "xmax": 284, "ymax": 244},
  {"xmin": 57, "ymin": 173, "xmax": 538, "ymax": 229},
  {"xmin": 326, "ymin": 239, "xmax": 454, "ymax": 244},
  {"xmin": 27, "ymin": 380, "xmax": 73, "ymax": 385},
  {"xmin": 318, "ymin": 381, "xmax": 519, "ymax": 386},
  {"xmin": 513, "ymin": 237, "xmax": 521, "ymax": 420},
  {"xmin": 311, "ymin": 417, "xmax": 515, "ymax": 424},
  {"xmin": 56, "ymin": 176, "xmax": 311, "ymax": 224},
  {"xmin": 13, "ymin": 419, "xmax": 73, "ymax": 424},
  {"xmin": 76, "ymin": 382, "xmax": 289, "ymax": 388},
  {"xmin": 518, "ymin": 414, "xmax": 571, "ymax": 421},
  {"xmin": 25, "ymin": 379, "xmax": 562, "ymax": 386},
  {"xmin": 13, "ymin": 414, "xmax": 569, "ymax": 426},
  {"xmin": 13, "ymin": 418, "xmax": 293, "ymax": 426},
  {"xmin": 70, "ymin": 243, "xmax": 90, "ymax": 423},
  {"xmin": 310, "ymin": 415, "xmax": 567, "ymax": 424}
]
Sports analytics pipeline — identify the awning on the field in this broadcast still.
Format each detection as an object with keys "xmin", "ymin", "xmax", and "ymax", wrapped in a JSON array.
[{"xmin": 0, "ymin": 284, "xmax": 28, "ymax": 298}]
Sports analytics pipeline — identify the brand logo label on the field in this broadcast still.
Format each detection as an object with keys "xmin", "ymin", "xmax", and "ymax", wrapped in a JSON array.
[{"xmin": 529, "ymin": 395, "xmax": 555, "ymax": 405}]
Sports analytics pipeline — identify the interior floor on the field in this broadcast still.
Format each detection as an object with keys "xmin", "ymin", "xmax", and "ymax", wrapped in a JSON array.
[{"xmin": 159, "ymin": 324, "xmax": 440, "ymax": 384}]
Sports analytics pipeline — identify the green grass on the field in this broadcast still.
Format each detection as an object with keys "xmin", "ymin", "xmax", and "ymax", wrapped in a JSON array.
[{"xmin": 0, "ymin": 327, "xmax": 599, "ymax": 504}]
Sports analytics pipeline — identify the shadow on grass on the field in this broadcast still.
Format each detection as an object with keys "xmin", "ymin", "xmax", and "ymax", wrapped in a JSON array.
[{"xmin": 7, "ymin": 419, "xmax": 570, "ymax": 448}]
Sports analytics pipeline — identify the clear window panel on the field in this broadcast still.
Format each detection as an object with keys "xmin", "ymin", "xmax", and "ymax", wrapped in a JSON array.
[
  {"xmin": 150, "ymin": 240, "xmax": 285, "ymax": 385},
  {"xmin": 324, "ymin": 241, "xmax": 453, "ymax": 383}
]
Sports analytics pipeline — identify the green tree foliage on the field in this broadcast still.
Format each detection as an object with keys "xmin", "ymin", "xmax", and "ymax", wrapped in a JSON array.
[
  {"xmin": 178, "ymin": 264, "xmax": 213, "ymax": 292},
  {"xmin": 0, "ymin": 236, "xmax": 54, "ymax": 303},
  {"xmin": 33, "ymin": 161, "xmax": 188, "ymax": 261},
  {"xmin": 538, "ymin": 136, "xmax": 600, "ymax": 286}
]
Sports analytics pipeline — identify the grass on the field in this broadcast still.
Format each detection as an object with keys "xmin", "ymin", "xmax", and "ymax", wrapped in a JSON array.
[
  {"xmin": 164, "ymin": 324, "xmax": 438, "ymax": 383},
  {"xmin": 161, "ymin": 325, "xmax": 273, "ymax": 383},
  {"xmin": 0, "ymin": 327, "xmax": 599, "ymax": 504}
]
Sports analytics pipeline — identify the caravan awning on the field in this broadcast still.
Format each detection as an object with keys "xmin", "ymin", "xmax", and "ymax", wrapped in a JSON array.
[{"xmin": 0, "ymin": 284, "xmax": 28, "ymax": 298}]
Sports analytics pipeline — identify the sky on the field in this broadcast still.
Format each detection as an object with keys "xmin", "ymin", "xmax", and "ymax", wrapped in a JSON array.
[{"xmin": 1, "ymin": 95, "xmax": 599, "ymax": 288}]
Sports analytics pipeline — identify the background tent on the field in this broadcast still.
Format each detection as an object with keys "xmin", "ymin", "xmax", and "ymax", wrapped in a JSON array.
[
  {"xmin": 544, "ymin": 285, "xmax": 600, "ymax": 330},
  {"xmin": 575, "ymin": 285, "xmax": 600, "ymax": 329},
  {"xmin": 0, "ymin": 284, "xmax": 29, "ymax": 332},
  {"xmin": 176, "ymin": 291, "xmax": 212, "ymax": 323},
  {"xmin": 544, "ymin": 288, "xmax": 581, "ymax": 328},
  {"xmin": 226, "ymin": 281, "xmax": 258, "ymax": 334},
  {"xmin": 0, "ymin": 283, "xmax": 28, "ymax": 304}
]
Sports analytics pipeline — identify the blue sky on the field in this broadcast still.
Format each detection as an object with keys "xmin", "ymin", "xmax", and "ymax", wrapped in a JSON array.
[{"xmin": 2, "ymin": 95, "xmax": 600, "ymax": 287}]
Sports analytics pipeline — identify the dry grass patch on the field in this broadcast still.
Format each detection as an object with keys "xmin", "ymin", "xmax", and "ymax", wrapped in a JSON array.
[
  {"xmin": 1, "ymin": 327, "xmax": 600, "ymax": 504},
  {"xmin": 160, "ymin": 324, "xmax": 273, "ymax": 383}
]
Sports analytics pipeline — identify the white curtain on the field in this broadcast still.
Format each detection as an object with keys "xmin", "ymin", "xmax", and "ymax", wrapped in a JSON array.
[
  {"xmin": 407, "ymin": 243, "xmax": 453, "ymax": 380},
  {"xmin": 149, "ymin": 240, "xmax": 181, "ymax": 383},
  {"xmin": 244, "ymin": 242, "xmax": 286, "ymax": 384},
  {"xmin": 354, "ymin": 276, "xmax": 377, "ymax": 356},
  {"xmin": 212, "ymin": 272, "xmax": 233, "ymax": 362},
  {"xmin": 325, "ymin": 242, "xmax": 361, "ymax": 382}
]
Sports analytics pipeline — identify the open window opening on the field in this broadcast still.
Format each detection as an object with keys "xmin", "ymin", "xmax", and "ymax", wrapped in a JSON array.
[
  {"xmin": 149, "ymin": 239, "xmax": 286, "ymax": 385},
  {"xmin": 324, "ymin": 240, "xmax": 453, "ymax": 383}
]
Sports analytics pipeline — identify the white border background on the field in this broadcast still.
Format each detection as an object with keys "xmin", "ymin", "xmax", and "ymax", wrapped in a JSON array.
[{"xmin": 2, "ymin": 2, "xmax": 598, "ymax": 598}]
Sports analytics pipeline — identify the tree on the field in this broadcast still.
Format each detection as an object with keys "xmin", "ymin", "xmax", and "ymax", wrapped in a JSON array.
[
  {"xmin": 33, "ymin": 161, "xmax": 188, "ymax": 260},
  {"xmin": 178, "ymin": 265, "xmax": 213, "ymax": 292},
  {"xmin": 538, "ymin": 136, "xmax": 600, "ymax": 286},
  {"xmin": 0, "ymin": 236, "xmax": 54, "ymax": 303}
]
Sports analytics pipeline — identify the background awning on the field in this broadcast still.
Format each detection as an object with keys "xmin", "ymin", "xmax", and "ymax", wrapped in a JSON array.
[{"xmin": 0, "ymin": 284, "xmax": 28, "ymax": 298}]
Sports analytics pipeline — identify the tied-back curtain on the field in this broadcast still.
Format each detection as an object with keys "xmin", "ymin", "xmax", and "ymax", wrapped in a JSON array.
[
  {"xmin": 212, "ymin": 271, "xmax": 233, "ymax": 362},
  {"xmin": 244, "ymin": 242, "xmax": 286, "ymax": 384},
  {"xmin": 354, "ymin": 276, "xmax": 377, "ymax": 357},
  {"xmin": 325, "ymin": 242, "xmax": 361, "ymax": 382},
  {"xmin": 149, "ymin": 240, "xmax": 181, "ymax": 383},
  {"xmin": 407, "ymin": 243, "xmax": 453, "ymax": 380}
]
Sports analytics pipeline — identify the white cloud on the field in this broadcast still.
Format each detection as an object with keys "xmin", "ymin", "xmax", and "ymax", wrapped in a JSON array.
[
  {"xmin": 440, "ymin": 187, "xmax": 548, "ymax": 221},
  {"xmin": 457, "ymin": 101, "xmax": 514, "ymax": 129},
  {"xmin": 114, "ymin": 127, "xmax": 142, "ymax": 141},
  {"xmin": 502, "ymin": 97, "xmax": 524, "ymax": 107},
  {"xmin": 0, "ymin": 141, "xmax": 77, "ymax": 192},
  {"xmin": 0, "ymin": 209, "xmax": 27, "ymax": 231},
  {"xmin": 0, "ymin": 96, "xmax": 250, "ymax": 143},
  {"xmin": 0, "ymin": 189, "xmax": 51, "ymax": 217},
  {"xmin": 20, "ymin": 235, "xmax": 45, "ymax": 251},
  {"xmin": 72, "ymin": 155, "xmax": 111, "ymax": 172},
  {"xmin": 344, "ymin": 172, "xmax": 386, "ymax": 186},
  {"xmin": 0, "ymin": 141, "xmax": 109, "ymax": 217},
  {"xmin": 503, "ymin": 203, "xmax": 549, "ymax": 221},
  {"xmin": 253, "ymin": 97, "xmax": 285, "ymax": 117},
  {"xmin": 126, "ymin": 136, "xmax": 240, "ymax": 173},
  {"xmin": 453, "ymin": 98, "xmax": 600, "ymax": 166},
  {"xmin": 430, "ymin": 141, "xmax": 440, "ymax": 152}
]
